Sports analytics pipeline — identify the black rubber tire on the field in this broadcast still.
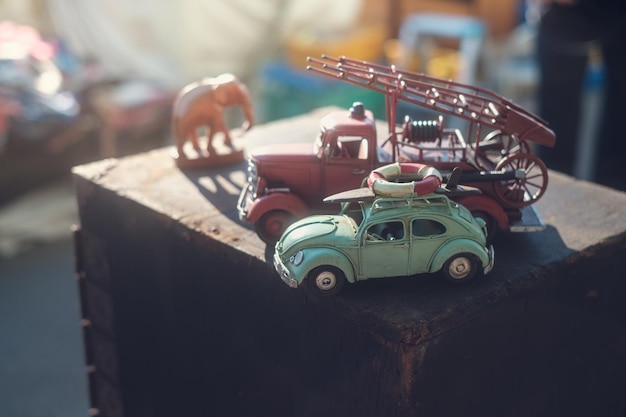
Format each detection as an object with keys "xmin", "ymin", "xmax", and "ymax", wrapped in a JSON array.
[
  {"xmin": 306, "ymin": 266, "xmax": 346, "ymax": 297},
  {"xmin": 254, "ymin": 210, "xmax": 294, "ymax": 245},
  {"xmin": 441, "ymin": 253, "xmax": 479, "ymax": 284}
]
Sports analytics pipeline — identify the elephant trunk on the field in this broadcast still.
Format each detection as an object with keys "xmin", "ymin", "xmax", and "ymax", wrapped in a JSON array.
[{"xmin": 240, "ymin": 91, "xmax": 254, "ymax": 132}]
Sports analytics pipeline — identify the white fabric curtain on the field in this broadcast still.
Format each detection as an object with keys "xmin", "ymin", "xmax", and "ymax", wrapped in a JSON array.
[
  {"xmin": 46, "ymin": 0, "xmax": 180, "ymax": 85},
  {"xmin": 42, "ymin": 0, "xmax": 362, "ymax": 87}
]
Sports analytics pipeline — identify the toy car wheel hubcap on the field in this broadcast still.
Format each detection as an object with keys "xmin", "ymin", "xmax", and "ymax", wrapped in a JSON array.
[
  {"xmin": 448, "ymin": 257, "xmax": 472, "ymax": 279},
  {"xmin": 315, "ymin": 271, "xmax": 337, "ymax": 290}
]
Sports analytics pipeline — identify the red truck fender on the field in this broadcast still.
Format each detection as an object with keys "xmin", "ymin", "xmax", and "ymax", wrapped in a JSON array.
[
  {"xmin": 246, "ymin": 192, "xmax": 310, "ymax": 224},
  {"xmin": 455, "ymin": 194, "xmax": 509, "ymax": 237}
]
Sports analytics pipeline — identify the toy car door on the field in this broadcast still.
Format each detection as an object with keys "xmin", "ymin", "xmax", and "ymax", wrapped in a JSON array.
[
  {"xmin": 359, "ymin": 220, "xmax": 409, "ymax": 279},
  {"xmin": 408, "ymin": 217, "xmax": 448, "ymax": 274},
  {"xmin": 323, "ymin": 135, "xmax": 371, "ymax": 197}
]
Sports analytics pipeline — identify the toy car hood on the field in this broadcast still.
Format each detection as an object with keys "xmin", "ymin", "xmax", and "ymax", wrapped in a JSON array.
[{"xmin": 277, "ymin": 214, "xmax": 355, "ymax": 252}]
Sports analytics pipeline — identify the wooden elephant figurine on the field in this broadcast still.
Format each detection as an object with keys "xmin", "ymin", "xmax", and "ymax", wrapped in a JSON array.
[{"xmin": 172, "ymin": 73, "xmax": 254, "ymax": 159}]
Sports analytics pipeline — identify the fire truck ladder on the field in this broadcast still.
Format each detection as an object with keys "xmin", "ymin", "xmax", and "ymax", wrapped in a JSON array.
[
  {"xmin": 306, "ymin": 55, "xmax": 555, "ymax": 153},
  {"xmin": 307, "ymin": 55, "xmax": 555, "ymax": 208}
]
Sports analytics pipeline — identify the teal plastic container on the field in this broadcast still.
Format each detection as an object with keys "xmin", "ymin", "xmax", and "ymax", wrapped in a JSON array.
[{"xmin": 256, "ymin": 61, "xmax": 386, "ymax": 123}]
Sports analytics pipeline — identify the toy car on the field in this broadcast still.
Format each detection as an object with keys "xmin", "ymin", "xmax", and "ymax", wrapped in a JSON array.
[{"xmin": 273, "ymin": 163, "xmax": 494, "ymax": 296}]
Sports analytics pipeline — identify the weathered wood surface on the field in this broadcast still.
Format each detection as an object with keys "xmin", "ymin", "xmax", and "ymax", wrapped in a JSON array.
[{"xmin": 73, "ymin": 109, "xmax": 626, "ymax": 417}]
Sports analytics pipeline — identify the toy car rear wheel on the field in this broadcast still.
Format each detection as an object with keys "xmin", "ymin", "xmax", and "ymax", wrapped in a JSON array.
[
  {"xmin": 442, "ymin": 253, "xmax": 479, "ymax": 284},
  {"xmin": 307, "ymin": 266, "xmax": 346, "ymax": 297},
  {"xmin": 255, "ymin": 210, "xmax": 294, "ymax": 245}
]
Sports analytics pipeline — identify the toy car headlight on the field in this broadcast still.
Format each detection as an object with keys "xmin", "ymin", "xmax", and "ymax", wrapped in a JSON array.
[{"xmin": 290, "ymin": 250, "xmax": 304, "ymax": 266}]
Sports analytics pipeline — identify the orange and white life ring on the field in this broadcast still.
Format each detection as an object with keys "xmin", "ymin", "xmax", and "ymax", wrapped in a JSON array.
[{"xmin": 367, "ymin": 162, "xmax": 442, "ymax": 197}]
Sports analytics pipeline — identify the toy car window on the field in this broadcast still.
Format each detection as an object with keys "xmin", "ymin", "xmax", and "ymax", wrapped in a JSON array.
[
  {"xmin": 412, "ymin": 219, "xmax": 446, "ymax": 237},
  {"xmin": 366, "ymin": 221, "xmax": 405, "ymax": 241},
  {"xmin": 334, "ymin": 135, "xmax": 365, "ymax": 158}
]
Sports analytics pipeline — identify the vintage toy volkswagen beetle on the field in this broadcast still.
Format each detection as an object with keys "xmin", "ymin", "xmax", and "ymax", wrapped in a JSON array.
[{"xmin": 273, "ymin": 163, "xmax": 494, "ymax": 296}]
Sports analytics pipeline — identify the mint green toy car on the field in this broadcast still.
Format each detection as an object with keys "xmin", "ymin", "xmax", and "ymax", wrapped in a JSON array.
[{"xmin": 273, "ymin": 187, "xmax": 494, "ymax": 296}]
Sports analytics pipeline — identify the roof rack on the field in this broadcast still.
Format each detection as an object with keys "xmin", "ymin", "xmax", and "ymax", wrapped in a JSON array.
[{"xmin": 369, "ymin": 193, "xmax": 452, "ymax": 215}]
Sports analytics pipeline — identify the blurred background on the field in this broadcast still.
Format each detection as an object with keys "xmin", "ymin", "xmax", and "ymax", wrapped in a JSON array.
[{"xmin": 0, "ymin": 0, "xmax": 623, "ymax": 416}]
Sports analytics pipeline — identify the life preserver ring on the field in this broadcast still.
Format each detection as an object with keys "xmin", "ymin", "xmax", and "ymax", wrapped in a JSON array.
[{"xmin": 367, "ymin": 162, "xmax": 442, "ymax": 197}]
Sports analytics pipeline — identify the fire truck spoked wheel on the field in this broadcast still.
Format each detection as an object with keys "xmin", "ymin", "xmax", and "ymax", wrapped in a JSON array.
[
  {"xmin": 476, "ymin": 130, "xmax": 531, "ymax": 167},
  {"xmin": 494, "ymin": 153, "xmax": 548, "ymax": 209}
]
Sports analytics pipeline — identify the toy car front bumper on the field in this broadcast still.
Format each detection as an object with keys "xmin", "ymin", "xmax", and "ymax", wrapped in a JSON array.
[
  {"xmin": 236, "ymin": 185, "xmax": 252, "ymax": 222},
  {"xmin": 484, "ymin": 245, "xmax": 495, "ymax": 275},
  {"xmin": 273, "ymin": 251, "xmax": 298, "ymax": 288}
]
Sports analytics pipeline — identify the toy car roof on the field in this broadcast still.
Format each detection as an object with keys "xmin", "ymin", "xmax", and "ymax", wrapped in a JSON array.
[
  {"xmin": 323, "ymin": 187, "xmax": 454, "ymax": 216},
  {"xmin": 323, "ymin": 183, "xmax": 480, "ymax": 204}
]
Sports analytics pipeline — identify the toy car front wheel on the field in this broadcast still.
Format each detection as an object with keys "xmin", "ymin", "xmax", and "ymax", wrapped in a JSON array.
[
  {"xmin": 442, "ymin": 253, "xmax": 479, "ymax": 284},
  {"xmin": 306, "ymin": 266, "xmax": 346, "ymax": 297}
]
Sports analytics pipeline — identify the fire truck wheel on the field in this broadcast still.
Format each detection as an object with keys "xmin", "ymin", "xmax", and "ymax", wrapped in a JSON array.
[
  {"xmin": 476, "ymin": 130, "xmax": 530, "ymax": 167},
  {"xmin": 494, "ymin": 153, "xmax": 548, "ymax": 208},
  {"xmin": 255, "ymin": 210, "xmax": 295, "ymax": 244}
]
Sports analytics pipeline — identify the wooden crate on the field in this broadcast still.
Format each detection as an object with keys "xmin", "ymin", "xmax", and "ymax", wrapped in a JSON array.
[{"xmin": 73, "ymin": 110, "xmax": 626, "ymax": 417}]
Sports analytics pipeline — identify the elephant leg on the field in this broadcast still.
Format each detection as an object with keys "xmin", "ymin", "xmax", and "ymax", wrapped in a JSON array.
[
  {"xmin": 175, "ymin": 134, "xmax": 188, "ymax": 159},
  {"xmin": 190, "ymin": 129, "xmax": 202, "ymax": 153},
  {"xmin": 213, "ymin": 118, "xmax": 233, "ymax": 147},
  {"xmin": 222, "ymin": 131, "xmax": 233, "ymax": 148},
  {"xmin": 177, "ymin": 142, "xmax": 187, "ymax": 159},
  {"xmin": 206, "ymin": 128, "xmax": 216, "ymax": 154}
]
